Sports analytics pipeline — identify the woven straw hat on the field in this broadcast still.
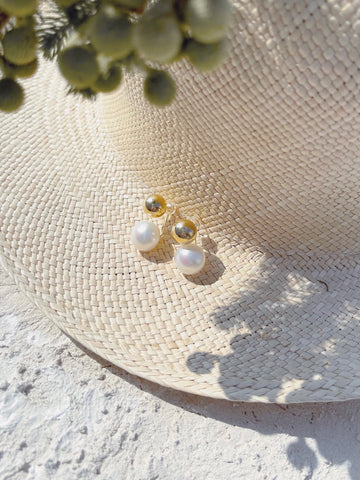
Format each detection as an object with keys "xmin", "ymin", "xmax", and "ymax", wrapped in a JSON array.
[{"xmin": 1, "ymin": 0, "xmax": 360, "ymax": 403}]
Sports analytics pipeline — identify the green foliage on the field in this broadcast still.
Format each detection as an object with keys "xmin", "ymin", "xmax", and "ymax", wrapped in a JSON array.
[
  {"xmin": 36, "ymin": 0, "xmax": 100, "ymax": 60},
  {"xmin": 0, "ymin": 0, "xmax": 233, "ymax": 111},
  {"xmin": 36, "ymin": 7, "xmax": 71, "ymax": 60}
]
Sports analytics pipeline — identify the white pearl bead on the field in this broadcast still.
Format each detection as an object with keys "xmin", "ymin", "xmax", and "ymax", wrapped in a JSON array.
[
  {"xmin": 174, "ymin": 244, "xmax": 205, "ymax": 275},
  {"xmin": 131, "ymin": 220, "xmax": 160, "ymax": 252}
]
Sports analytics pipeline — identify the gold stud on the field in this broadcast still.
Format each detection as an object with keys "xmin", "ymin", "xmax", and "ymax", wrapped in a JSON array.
[
  {"xmin": 143, "ymin": 194, "xmax": 167, "ymax": 218},
  {"xmin": 172, "ymin": 219, "xmax": 197, "ymax": 244}
]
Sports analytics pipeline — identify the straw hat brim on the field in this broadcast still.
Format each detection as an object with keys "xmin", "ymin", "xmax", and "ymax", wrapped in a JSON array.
[{"xmin": 1, "ymin": 61, "xmax": 360, "ymax": 404}]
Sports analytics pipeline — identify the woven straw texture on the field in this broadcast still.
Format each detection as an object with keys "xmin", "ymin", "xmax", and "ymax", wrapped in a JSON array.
[{"xmin": 1, "ymin": 0, "xmax": 360, "ymax": 403}]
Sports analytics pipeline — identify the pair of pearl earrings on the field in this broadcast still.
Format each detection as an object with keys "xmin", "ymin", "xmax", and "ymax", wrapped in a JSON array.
[{"xmin": 130, "ymin": 194, "xmax": 206, "ymax": 275}]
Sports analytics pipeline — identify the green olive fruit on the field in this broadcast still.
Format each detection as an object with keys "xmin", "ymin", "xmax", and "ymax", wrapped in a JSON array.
[
  {"xmin": 110, "ymin": 0, "xmax": 146, "ymax": 8},
  {"xmin": 92, "ymin": 66, "xmax": 122, "ymax": 92},
  {"xmin": 0, "ymin": 78, "xmax": 24, "ymax": 112},
  {"xmin": 0, "ymin": 0, "xmax": 37, "ymax": 17},
  {"xmin": 184, "ymin": 0, "xmax": 232, "ymax": 44},
  {"xmin": 89, "ymin": 9, "xmax": 133, "ymax": 60},
  {"xmin": 76, "ymin": 17, "xmax": 93, "ymax": 38},
  {"xmin": 2, "ymin": 26, "xmax": 37, "ymax": 65},
  {"xmin": 144, "ymin": 70, "xmax": 176, "ymax": 107},
  {"xmin": 6, "ymin": 58, "xmax": 38, "ymax": 78},
  {"xmin": 58, "ymin": 46, "xmax": 100, "ymax": 88},
  {"xmin": 185, "ymin": 38, "xmax": 229, "ymax": 72},
  {"xmin": 133, "ymin": 4, "xmax": 182, "ymax": 63}
]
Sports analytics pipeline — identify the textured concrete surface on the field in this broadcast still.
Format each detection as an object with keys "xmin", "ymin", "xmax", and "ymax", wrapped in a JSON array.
[{"xmin": 1, "ymin": 263, "xmax": 360, "ymax": 480}]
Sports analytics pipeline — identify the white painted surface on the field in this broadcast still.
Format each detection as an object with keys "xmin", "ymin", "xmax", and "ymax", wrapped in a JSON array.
[{"xmin": 0, "ymin": 264, "xmax": 359, "ymax": 480}]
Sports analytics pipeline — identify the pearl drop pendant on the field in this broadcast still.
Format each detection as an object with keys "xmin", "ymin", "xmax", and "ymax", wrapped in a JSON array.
[
  {"xmin": 174, "ymin": 244, "xmax": 206, "ymax": 275},
  {"xmin": 131, "ymin": 195, "xmax": 206, "ymax": 275},
  {"xmin": 131, "ymin": 220, "xmax": 160, "ymax": 252}
]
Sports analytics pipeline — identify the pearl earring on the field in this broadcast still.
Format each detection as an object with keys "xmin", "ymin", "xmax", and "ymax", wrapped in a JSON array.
[
  {"xmin": 131, "ymin": 194, "xmax": 171, "ymax": 252},
  {"xmin": 172, "ymin": 218, "xmax": 206, "ymax": 275}
]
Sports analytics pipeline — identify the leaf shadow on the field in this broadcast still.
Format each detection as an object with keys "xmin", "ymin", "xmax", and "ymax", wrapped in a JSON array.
[{"xmin": 69, "ymin": 334, "xmax": 360, "ymax": 480}]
